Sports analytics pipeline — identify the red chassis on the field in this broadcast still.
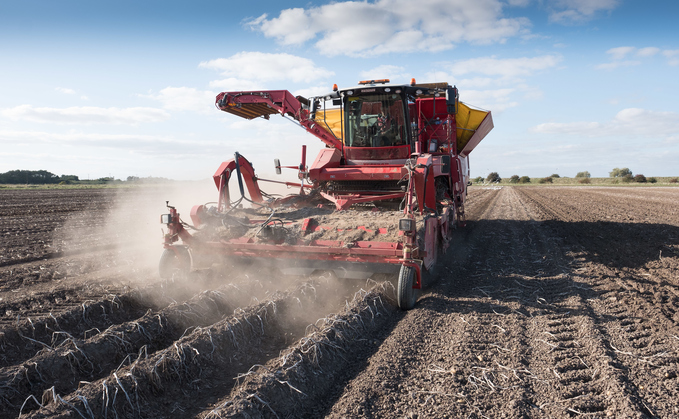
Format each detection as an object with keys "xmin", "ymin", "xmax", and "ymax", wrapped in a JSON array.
[{"xmin": 161, "ymin": 81, "xmax": 492, "ymax": 310}]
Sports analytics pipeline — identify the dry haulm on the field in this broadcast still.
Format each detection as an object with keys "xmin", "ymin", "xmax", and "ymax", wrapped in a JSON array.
[
  {"xmin": 23, "ymin": 280, "xmax": 391, "ymax": 418},
  {"xmin": 1, "ymin": 186, "xmax": 679, "ymax": 418},
  {"xmin": 0, "ymin": 281, "xmax": 258, "ymax": 411}
]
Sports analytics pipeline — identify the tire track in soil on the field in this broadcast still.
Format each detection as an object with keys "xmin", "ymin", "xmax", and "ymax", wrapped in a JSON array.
[
  {"xmin": 516, "ymin": 187, "xmax": 679, "ymax": 417},
  {"xmin": 322, "ymin": 187, "xmax": 653, "ymax": 418}
]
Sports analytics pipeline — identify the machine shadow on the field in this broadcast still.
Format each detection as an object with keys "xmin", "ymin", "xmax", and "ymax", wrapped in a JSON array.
[
  {"xmin": 421, "ymin": 218, "xmax": 679, "ymax": 314},
  {"xmin": 296, "ymin": 218, "xmax": 679, "ymax": 415}
]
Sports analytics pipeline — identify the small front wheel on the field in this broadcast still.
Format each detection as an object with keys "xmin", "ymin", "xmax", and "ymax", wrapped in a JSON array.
[
  {"xmin": 397, "ymin": 265, "xmax": 418, "ymax": 310},
  {"xmin": 159, "ymin": 247, "xmax": 191, "ymax": 279}
]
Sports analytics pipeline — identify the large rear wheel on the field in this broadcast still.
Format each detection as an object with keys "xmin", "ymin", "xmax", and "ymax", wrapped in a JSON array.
[
  {"xmin": 397, "ymin": 265, "xmax": 418, "ymax": 310},
  {"xmin": 159, "ymin": 247, "xmax": 191, "ymax": 279}
]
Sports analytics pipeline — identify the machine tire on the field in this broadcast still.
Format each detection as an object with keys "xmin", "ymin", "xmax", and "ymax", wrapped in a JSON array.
[
  {"xmin": 397, "ymin": 265, "xmax": 418, "ymax": 310},
  {"xmin": 159, "ymin": 247, "xmax": 191, "ymax": 279}
]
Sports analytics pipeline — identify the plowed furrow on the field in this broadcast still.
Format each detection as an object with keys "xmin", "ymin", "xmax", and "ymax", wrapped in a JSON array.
[
  {"xmin": 0, "ymin": 294, "xmax": 145, "ymax": 370},
  {"xmin": 0, "ymin": 275, "xmax": 208, "ymax": 369},
  {"xmin": 203, "ymin": 285, "xmax": 397, "ymax": 418},
  {"xmin": 0, "ymin": 281, "xmax": 260, "ymax": 417},
  {"xmin": 22, "ymin": 277, "xmax": 354, "ymax": 419}
]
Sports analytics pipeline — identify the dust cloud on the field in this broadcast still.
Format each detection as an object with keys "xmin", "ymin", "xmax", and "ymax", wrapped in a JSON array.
[
  {"xmin": 54, "ymin": 180, "xmax": 216, "ymax": 288},
  {"xmin": 54, "ymin": 177, "xmax": 398, "ymax": 316}
]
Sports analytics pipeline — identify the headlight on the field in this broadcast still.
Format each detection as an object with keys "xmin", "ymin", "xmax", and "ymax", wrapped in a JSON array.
[
  {"xmin": 160, "ymin": 214, "xmax": 173, "ymax": 224},
  {"xmin": 399, "ymin": 218, "xmax": 415, "ymax": 232}
]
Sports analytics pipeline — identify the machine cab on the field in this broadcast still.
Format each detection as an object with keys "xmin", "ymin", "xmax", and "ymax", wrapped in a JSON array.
[{"xmin": 340, "ymin": 81, "xmax": 411, "ymax": 163}]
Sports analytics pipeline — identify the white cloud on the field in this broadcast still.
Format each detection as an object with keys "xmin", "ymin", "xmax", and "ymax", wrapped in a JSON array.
[
  {"xmin": 359, "ymin": 65, "xmax": 409, "ymax": 83},
  {"xmin": 599, "ymin": 46, "xmax": 673, "ymax": 69},
  {"xmin": 0, "ymin": 129, "xmax": 221, "ymax": 156},
  {"xmin": 434, "ymin": 55, "xmax": 561, "ymax": 79},
  {"xmin": 208, "ymin": 78, "xmax": 266, "ymax": 91},
  {"xmin": 507, "ymin": 0, "xmax": 531, "ymax": 6},
  {"xmin": 143, "ymin": 87, "xmax": 216, "ymax": 114},
  {"xmin": 532, "ymin": 108, "xmax": 679, "ymax": 139},
  {"xmin": 247, "ymin": 0, "xmax": 530, "ymax": 57},
  {"xmin": 637, "ymin": 47, "xmax": 660, "ymax": 57},
  {"xmin": 461, "ymin": 88, "xmax": 519, "ymax": 112},
  {"xmin": 548, "ymin": 0, "xmax": 619, "ymax": 24},
  {"xmin": 606, "ymin": 46, "xmax": 635, "ymax": 60},
  {"xmin": 0, "ymin": 105, "xmax": 169, "ymax": 125},
  {"xmin": 292, "ymin": 85, "xmax": 338, "ymax": 99},
  {"xmin": 55, "ymin": 87, "xmax": 76, "ymax": 95},
  {"xmin": 595, "ymin": 60, "xmax": 641, "ymax": 70},
  {"xmin": 663, "ymin": 49, "xmax": 679, "ymax": 66},
  {"xmin": 420, "ymin": 55, "xmax": 559, "ymax": 111},
  {"xmin": 55, "ymin": 87, "xmax": 88, "ymax": 100},
  {"xmin": 200, "ymin": 52, "xmax": 334, "ymax": 86}
]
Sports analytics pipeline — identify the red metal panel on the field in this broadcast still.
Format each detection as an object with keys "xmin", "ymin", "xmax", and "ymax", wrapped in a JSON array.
[
  {"xmin": 316, "ymin": 165, "xmax": 403, "ymax": 181},
  {"xmin": 320, "ymin": 192, "xmax": 405, "ymax": 210},
  {"xmin": 212, "ymin": 156, "xmax": 264, "ymax": 206},
  {"xmin": 308, "ymin": 148, "xmax": 342, "ymax": 179},
  {"xmin": 344, "ymin": 145, "xmax": 410, "ymax": 160}
]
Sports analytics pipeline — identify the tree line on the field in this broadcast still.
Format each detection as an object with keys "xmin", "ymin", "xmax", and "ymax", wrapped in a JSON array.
[
  {"xmin": 0, "ymin": 170, "xmax": 80, "ymax": 184},
  {"xmin": 473, "ymin": 167, "xmax": 674, "ymax": 185},
  {"xmin": 0, "ymin": 170, "xmax": 173, "ymax": 185}
]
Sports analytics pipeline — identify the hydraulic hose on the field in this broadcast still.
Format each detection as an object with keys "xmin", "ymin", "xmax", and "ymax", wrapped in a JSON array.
[{"xmin": 234, "ymin": 152, "xmax": 246, "ymax": 198}]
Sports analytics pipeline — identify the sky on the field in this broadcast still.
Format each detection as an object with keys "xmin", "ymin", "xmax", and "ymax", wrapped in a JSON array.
[{"xmin": 1, "ymin": 0, "xmax": 678, "ymax": 182}]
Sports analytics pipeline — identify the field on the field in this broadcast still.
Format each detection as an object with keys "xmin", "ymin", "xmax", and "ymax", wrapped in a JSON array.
[{"xmin": 1, "ymin": 185, "xmax": 678, "ymax": 418}]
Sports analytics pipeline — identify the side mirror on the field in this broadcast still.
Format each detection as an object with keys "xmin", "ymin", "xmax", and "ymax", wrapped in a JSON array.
[{"xmin": 274, "ymin": 158, "xmax": 281, "ymax": 175}]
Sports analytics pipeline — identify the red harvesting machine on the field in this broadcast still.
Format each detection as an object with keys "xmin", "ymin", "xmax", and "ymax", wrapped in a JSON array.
[{"xmin": 159, "ymin": 79, "xmax": 493, "ymax": 309}]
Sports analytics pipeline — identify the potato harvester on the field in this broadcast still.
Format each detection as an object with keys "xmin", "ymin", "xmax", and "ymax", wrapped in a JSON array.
[{"xmin": 159, "ymin": 79, "xmax": 493, "ymax": 309}]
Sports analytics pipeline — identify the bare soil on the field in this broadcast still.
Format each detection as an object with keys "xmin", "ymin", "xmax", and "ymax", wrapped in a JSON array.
[{"xmin": 1, "ymin": 185, "xmax": 678, "ymax": 418}]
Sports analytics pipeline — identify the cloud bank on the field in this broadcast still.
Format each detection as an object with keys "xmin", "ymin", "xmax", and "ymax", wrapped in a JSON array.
[{"xmin": 247, "ymin": 0, "xmax": 530, "ymax": 57}]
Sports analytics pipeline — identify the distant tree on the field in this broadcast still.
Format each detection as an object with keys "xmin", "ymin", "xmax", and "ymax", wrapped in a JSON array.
[
  {"xmin": 670, "ymin": 178, "xmax": 679, "ymax": 184},
  {"xmin": 648, "ymin": 177, "xmax": 657, "ymax": 183},
  {"xmin": 60, "ymin": 175, "xmax": 79, "ymax": 182},
  {"xmin": 622, "ymin": 174, "xmax": 634, "ymax": 183},
  {"xmin": 486, "ymin": 172, "xmax": 501, "ymax": 183},
  {"xmin": 0, "ymin": 170, "xmax": 60, "ymax": 184},
  {"xmin": 473, "ymin": 176, "xmax": 484, "ymax": 183},
  {"xmin": 539, "ymin": 177, "xmax": 553, "ymax": 184},
  {"xmin": 579, "ymin": 177, "xmax": 591, "ymax": 184},
  {"xmin": 575, "ymin": 171, "xmax": 591, "ymax": 178},
  {"xmin": 634, "ymin": 174, "xmax": 647, "ymax": 183},
  {"xmin": 127, "ymin": 176, "xmax": 140, "ymax": 182},
  {"xmin": 610, "ymin": 167, "xmax": 632, "ymax": 178},
  {"xmin": 550, "ymin": 174, "xmax": 560, "ymax": 178},
  {"xmin": 519, "ymin": 176, "xmax": 531, "ymax": 184},
  {"xmin": 509, "ymin": 175, "xmax": 520, "ymax": 184}
]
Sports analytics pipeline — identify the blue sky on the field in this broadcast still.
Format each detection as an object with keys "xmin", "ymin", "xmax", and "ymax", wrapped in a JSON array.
[{"xmin": 1, "ymin": 0, "xmax": 678, "ymax": 181}]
